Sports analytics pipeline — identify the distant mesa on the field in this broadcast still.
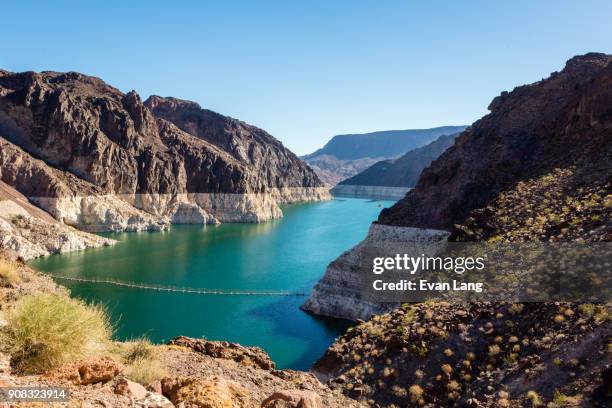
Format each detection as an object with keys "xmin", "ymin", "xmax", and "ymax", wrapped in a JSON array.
[
  {"xmin": 302, "ymin": 126, "xmax": 467, "ymax": 186},
  {"xmin": 338, "ymin": 132, "xmax": 461, "ymax": 188},
  {"xmin": 332, "ymin": 131, "xmax": 461, "ymax": 200}
]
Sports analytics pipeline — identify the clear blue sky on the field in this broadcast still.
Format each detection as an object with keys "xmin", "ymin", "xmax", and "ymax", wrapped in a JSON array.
[{"xmin": 2, "ymin": 1, "xmax": 611, "ymax": 155}]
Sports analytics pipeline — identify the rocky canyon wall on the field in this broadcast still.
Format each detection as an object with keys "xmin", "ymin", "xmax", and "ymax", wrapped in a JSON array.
[
  {"xmin": 0, "ymin": 70, "xmax": 329, "ymax": 258},
  {"xmin": 304, "ymin": 53, "xmax": 612, "ymax": 321}
]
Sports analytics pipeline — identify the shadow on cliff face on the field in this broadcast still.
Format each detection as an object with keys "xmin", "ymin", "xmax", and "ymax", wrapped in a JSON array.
[
  {"xmin": 247, "ymin": 290, "xmax": 353, "ymax": 371},
  {"xmin": 378, "ymin": 53, "xmax": 612, "ymax": 231}
]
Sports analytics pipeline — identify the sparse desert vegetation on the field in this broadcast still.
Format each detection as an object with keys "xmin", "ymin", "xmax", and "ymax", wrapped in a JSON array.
[
  {"xmin": 117, "ymin": 337, "xmax": 168, "ymax": 385},
  {"xmin": 4, "ymin": 293, "xmax": 112, "ymax": 373},
  {"xmin": 0, "ymin": 258, "xmax": 20, "ymax": 286},
  {"xmin": 315, "ymin": 301, "xmax": 611, "ymax": 407}
]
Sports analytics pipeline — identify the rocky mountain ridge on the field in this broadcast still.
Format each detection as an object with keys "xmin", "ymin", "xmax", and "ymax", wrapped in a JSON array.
[
  {"xmin": 304, "ymin": 52, "xmax": 612, "ymax": 407},
  {"xmin": 304, "ymin": 155, "xmax": 382, "ymax": 186},
  {"xmin": 303, "ymin": 126, "xmax": 467, "ymax": 186},
  {"xmin": 305, "ymin": 127, "xmax": 467, "ymax": 161},
  {"xmin": 0, "ymin": 69, "xmax": 329, "ymax": 258},
  {"xmin": 378, "ymin": 53, "xmax": 612, "ymax": 230},
  {"xmin": 304, "ymin": 52, "xmax": 612, "ymax": 321},
  {"xmin": 145, "ymin": 95, "xmax": 320, "ymax": 190},
  {"xmin": 339, "ymin": 132, "xmax": 460, "ymax": 188}
]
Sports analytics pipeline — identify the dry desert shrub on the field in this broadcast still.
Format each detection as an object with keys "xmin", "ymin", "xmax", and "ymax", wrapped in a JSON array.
[
  {"xmin": 5, "ymin": 293, "xmax": 112, "ymax": 373},
  {"xmin": 120, "ymin": 337, "xmax": 168, "ymax": 385},
  {"xmin": 0, "ymin": 258, "xmax": 21, "ymax": 286}
]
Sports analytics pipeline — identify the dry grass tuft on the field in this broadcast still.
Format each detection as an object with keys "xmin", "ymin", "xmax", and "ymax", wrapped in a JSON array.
[
  {"xmin": 118, "ymin": 337, "xmax": 167, "ymax": 385},
  {"xmin": 5, "ymin": 293, "xmax": 112, "ymax": 373},
  {"xmin": 0, "ymin": 259, "xmax": 21, "ymax": 285},
  {"xmin": 123, "ymin": 337, "xmax": 156, "ymax": 364},
  {"xmin": 125, "ymin": 356, "xmax": 168, "ymax": 386}
]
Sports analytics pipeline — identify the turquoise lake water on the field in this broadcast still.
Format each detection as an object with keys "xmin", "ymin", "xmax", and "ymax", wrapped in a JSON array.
[{"xmin": 30, "ymin": 197, "xmax": 393, "ymax": 370}]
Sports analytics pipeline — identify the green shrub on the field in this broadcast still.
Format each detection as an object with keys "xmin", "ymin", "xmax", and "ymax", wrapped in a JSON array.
[
  {"xmin": 527, "ymin": 390, "xmax": 543, "ymax": 407},
  {"xmin": 552, "ymin": 390, "xmax": 569, "ymax": 407},
  {"xmin": 6, "ymin": 293, "xmax": 112, "ymax": 373}
]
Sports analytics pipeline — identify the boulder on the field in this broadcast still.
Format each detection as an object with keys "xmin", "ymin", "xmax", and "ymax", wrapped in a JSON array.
[
  {"xmin": 78, "ymin": 357, "xmax": 124, "ymax": 385},
  {"xmin": 168, "ymin": 336, "xmax": 275, "ymax": 370},
  {"xmin": 141, "ymin": 392, "xmax": 175, "ymax": 408},
  {"xmin": 261, "ymin": 390, "xmax": 322, "ymax": 408},
  {"xmin": 46, "ymin": 356, "xmax": 124, "ymax": 385},
  {"xmin": 147, "ymin": 379, "xmax": 163, "ymax": 394},
  {"xmin": 114, "ymin": 377, "xmax": 148, "ymax": 400},
  {"xmin": 161, "ymin": 376, "xmax": 251, "ymax": 408}
]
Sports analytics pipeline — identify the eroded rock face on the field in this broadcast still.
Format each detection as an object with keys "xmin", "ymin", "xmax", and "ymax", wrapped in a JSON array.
[
  {"xmin": 379, "ymin": 53, "xmax": 612, "ymax": 229},
  {"xmin": 307, "ymin": 53, "xmax": 612, "ymax": 407},
  {"xmin": 0, "ymin": 69, "xmax": 329, "ymax": 252},
  {"xmin": 45, "ymin": 356, "xmax": 124, "ymax": 385},
  {"xmin": 301, "ymin": 224, "xmax": 449, "ymax": 321},
  {"xmin": 0, "ymin": 181, "xmax": 115, "ymax": 259},
  {"xmin": 161, "ymin": 376, "xmax": 251, "ymax": 408},
  {"xmin": 145, "ymin": 95, "xmax": 321, "ymax": 193},
  {"xmin": 305, "ymin": 53, "xmax": 612, "ymax": 322},
  {"xmin": 168, "ymin": 336, "xmax": 275, "ymax": 371}
]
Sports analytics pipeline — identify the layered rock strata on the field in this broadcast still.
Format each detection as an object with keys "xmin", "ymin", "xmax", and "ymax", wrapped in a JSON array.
[
  {"xmin": 0, "ymin": 70, "xmax": 329, "ymax": 257},
  {"xmin": 301, "ymin": 224, "xmax": 449, "ymax": 321},
  {"xmin": 0, "ymin": 181, "xmax": 114, "ymax": 259}
]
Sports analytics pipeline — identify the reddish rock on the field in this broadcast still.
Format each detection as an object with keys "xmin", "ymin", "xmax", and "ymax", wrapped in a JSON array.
[
  {"xmin": 168, "ymin": 336, "xmax": 275, "ymax": 370},
  {"xmin": 161, "ymin": 376, "xmax": 251, "ymax": 407},
  {"xmin": 262, "ymin": 390, "xmax": 323, "ymax": 408},
  {"xmin": 147, "ymin": 379, "xmax": 163, "ymax": 394},
  {"xmin": 46, "ymin": 356, "xmax": 124, "ymax": 385},
  {"xmin": 114, "ymin": 377, "xmax": 148, "ymax": 400}
]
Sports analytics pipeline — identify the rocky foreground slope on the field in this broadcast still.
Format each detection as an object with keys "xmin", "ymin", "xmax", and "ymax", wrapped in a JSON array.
[
  {"xmin": 0, "ymin": 70, "xmax": 329, "ymax": 258},
  {"xmin": 315, "ymin": 302, "xmax": 610, "ymax": 407},
  {"xmin": 0, "ymin": 254, "xmax": 361, "ymax": 408},
  {"xmin": 303, "ymin": 53, "xmax": 611, "ymax": 406}
]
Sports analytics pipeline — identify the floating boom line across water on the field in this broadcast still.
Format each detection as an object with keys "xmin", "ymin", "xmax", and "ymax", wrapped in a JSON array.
[{"xmin": 47, "ymin": 274, "xmax": 308, "ymax": 297}]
